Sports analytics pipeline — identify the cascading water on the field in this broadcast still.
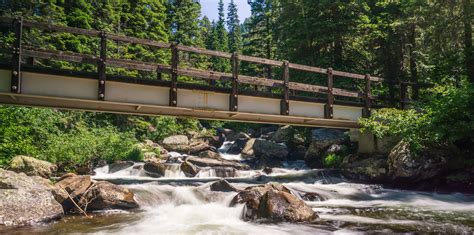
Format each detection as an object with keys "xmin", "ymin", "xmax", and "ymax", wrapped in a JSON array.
[{"xmin": 7, "ymin": 141, "xmax": 474, "ymax": 234}]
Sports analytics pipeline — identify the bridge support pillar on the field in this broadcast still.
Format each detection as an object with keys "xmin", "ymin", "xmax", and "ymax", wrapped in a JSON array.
[{"xmin": 350, "ymin": 129, "xmax": 398, "ymax": 154}]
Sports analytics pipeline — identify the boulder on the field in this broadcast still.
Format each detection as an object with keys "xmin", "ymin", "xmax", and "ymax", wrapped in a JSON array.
[
  {"xmin": 263, "ymin": 167, "xmax": 273, "ymax": 174},
  {"xmin": 300, "ymin": 192, "xmax": 325, "ymax": 202},
  {"xmin": 387, "ymin": 141, "xmax": 450, "ymax": 182},
  {"xmin": 79, "ymin": 181, "xmax": 138, "ymax": 211},
  {"xmin": 341, "ymin": 154, "xmax": 388, "ymax": 182},
  {"xmin": 304, "ymin": 131, "xmax": 347, "ymax": 168},
  {"xmin": 241, "ymin": 138, "xmax": 256, "ymax": 158},
  {"xmin": 180, "ymin": 161, "xmax": 199, "ymax": 177},
  {"xmin": 162, "ymin": 135, "xmax": 189, "ymax": 152},
  {"xmin": 288, "ymin": 145, "xmax": 307, "ymax": 161},
  {"xmin": 54, "ymin": 173, "xmax": 93, "ymax": 211},
  {"xmin": 198, "ymin": 150, "xmax": 222, "ymax": 159},
  {"xmin": 187, "ymin": 156, "xmax": 250, "ymax": 170},
  {"xmin": 9, "ymin": 155, "xmax": 57, "ymax": 178},
  {"xmin": 253, "ymin": 139, "xmax": 288, "ymax": 160},
  {"xmin": 210, "ymin": 179, "xmax": 238, "ymax": 192},
  {"xmin": 230, "ymin": 183, "xmax": 317, "ymax": 222},
  {"xmin": 188, "ymin": 140, "xmax": 213, "ymax": 155},
  {"xmin": 108, "ymin": 161, "xmax": 134, "ymax": 174},
  {"xmin": 0, "ymin": 169, "xmax": 64, "ymax": 226},
  {"xmin": 213, "ymin": 167, "xmax": 237, "ymax": 177},
  {"xmin": 143, "ymin": 162, "xmax": 167, "ymax": 178},
  {"xmin": 240, "ymin": 139, "xmax": 288, "ymax": 168},
  {"xmin": 227, "ymin": 138, "xmax": 249, "ymax": 155},
  {"xmin": 230, "ymin": 183, "xmax": 290, "ymax": 206},
  {"xmin": 311, "ymin": 128, "xmax": 346, "ymax": 142},
  {"xmin": 271, "ymin": 125, "xmax": 293, "ymax": 143},
  {"xmin": 226, "ymin": 132, "xmax": 251, "ymax": 142}
]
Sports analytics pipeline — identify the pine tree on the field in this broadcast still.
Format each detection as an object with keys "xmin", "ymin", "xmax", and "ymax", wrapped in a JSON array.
[
  {"xmin": 210, "ymin": 0, "xmax": 230, "ymax": 72},
  {"xmin": 227, "ymin": 0, "xmax": 242, "ymax": 53},
  {"xmin": 168, "ymin": 0, "xmax": 202, "ymax": 47}
]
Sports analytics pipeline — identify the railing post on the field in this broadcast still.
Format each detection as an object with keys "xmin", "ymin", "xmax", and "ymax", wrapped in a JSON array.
[
  {"xmin": 11, "ymin": 16, "xmax": 23, "ymax": 93},
  {"xmin": 98, "ymin": 31, "xmax": 107, "ymax": 100},
  {"xmin": 280, "ymin": 61, "xmax": 290, "ymax": 115},
  {"xmin": 400, "ymin": 82, "xmax": 408, "ymax": 110},
  {"xmin": 363, "ymin": 74, "xmax": 372, "ymax": 117},
  {"xmin": 324, "ymin": 67, "xmax": 334, "ymax": 119},
  {"xmin": 170, "ymin": 42, "xmax": 178, "ymax": 107},
  {"xmin": 230, "ymin": 52, "xmax": 239, "ymax": 112}
]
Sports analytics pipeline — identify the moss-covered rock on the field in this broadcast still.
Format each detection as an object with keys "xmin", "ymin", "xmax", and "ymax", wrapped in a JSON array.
[{"xmin": 9, "ymin": 155, "xmax": 57, "ymax": 178}]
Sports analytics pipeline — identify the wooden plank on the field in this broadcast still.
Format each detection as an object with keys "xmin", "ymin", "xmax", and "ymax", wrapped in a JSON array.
[
  {"xmin": 288, "ymin": 63, "xmax": 327, "ymax": 74},
  {"xmin": 325, "ymin": 68, "xmax": 334, "ymax": 119},
  {"xmin": 239, "ymin": 75, "xmax": 284, "ymax": 88},
  {"xmin": 108, "ymin": 34, "xmax": 170, "ymax": 49},
  {"xmin": 11, "ymin": 17, "xmax": 23, "ymax": 93},
  {"xmin": 177, "ymin": 45, "xmax": 231, "ymax": 59},
  {"xmin": 239, "ymin": 55, "xmax": 283, "ymax": 67},
  {"xmin": 23, "ymin": 48, "xmax": 97, "ymax": 64}
]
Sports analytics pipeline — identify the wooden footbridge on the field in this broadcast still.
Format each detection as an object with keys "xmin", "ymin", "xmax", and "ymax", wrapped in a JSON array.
[{"xmin": 0, "ymin": 17, "xmax": 420, "ymax": 128}]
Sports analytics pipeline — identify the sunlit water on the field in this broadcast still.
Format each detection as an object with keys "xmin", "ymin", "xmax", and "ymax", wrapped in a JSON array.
[{"xmin": 3, "ymin": 149, "xmax": 474, "ymax": 234}]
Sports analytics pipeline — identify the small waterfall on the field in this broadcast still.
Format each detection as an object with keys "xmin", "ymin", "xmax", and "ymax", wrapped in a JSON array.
[
  {"xmin": 218, "ymin": 141, "xmax": 243, "ymax": 161},
  {"xmin": 164, "ymin": 164, "xmax": 186, "ymax": 178}
]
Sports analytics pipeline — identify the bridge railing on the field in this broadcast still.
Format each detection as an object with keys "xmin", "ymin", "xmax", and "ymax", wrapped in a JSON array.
[{"xmin": 0, "ymin": 16, "xmax": 428, "ymax": 118}]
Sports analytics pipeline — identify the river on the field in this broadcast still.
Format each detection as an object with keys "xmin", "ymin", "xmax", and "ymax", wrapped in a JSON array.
[{"xmin": 3, "ymin": 143, "xmax": 474, "ymax": 234}]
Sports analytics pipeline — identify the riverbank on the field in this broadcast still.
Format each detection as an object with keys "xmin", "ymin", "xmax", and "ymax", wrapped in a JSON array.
[{"xmin": 1, "ymin": 125, "xmax": 473, "ymax": 233}]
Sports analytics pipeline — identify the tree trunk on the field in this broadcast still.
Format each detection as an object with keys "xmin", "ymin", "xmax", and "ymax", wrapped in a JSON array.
[
  {"xmin": 410, "ymin": 23, "xmax": 418, "ymax": 100},
  {"xmin": 463, "ymin": 0, "xmax": 474, "ymax": 83}
]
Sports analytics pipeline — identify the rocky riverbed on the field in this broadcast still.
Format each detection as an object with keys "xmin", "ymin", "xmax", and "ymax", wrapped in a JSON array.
[{"xmin": 1, "ymin": 126, "xmax": 473, "ymax": 234}]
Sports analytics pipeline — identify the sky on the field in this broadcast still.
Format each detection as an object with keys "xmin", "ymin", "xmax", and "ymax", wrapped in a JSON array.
[{"xmin": 200, "ymin": 0, "xmax": 251, "ymax": 22}]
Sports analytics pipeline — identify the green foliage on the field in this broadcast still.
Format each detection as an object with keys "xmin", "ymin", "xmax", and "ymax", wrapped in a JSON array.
[
  {"xmin": 359, "ymin": 108, "xmax": 428, "ymax": 151},
  {"xmin": 126, "ymin": 146, "xmax": 145, "ymax": 162},
  {"xmin": 360, "ymin": 84, "xmax": 474, "ymax": 151},
  {"xmin": 323, "ymin": 153, "xmax": 343, "ymax": 168},
  {"xmin": 0, "ymin": 106, "xmax": 201, "ymax": 167}
]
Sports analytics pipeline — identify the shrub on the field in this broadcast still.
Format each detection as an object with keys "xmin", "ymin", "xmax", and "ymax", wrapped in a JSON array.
[
  {"xmin": 323, "ymin": 153, "xmax": 343, "ymax": 168},
  {"xmin": 359, "ymin": 83, "xmax": 474, "ymax": 152},
  {"xmin": 125, "ymin": 146, "xmax": 144, "ymax": 162}
]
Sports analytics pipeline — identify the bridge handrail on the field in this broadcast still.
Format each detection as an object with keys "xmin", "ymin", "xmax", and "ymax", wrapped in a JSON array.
[
  {"xmin": 0, "ymin": 16, "xmax": 426, "ymax": 116},
  {"xmin": 0, "ymin": 17, "xmax": 383, "ymax": 82}
]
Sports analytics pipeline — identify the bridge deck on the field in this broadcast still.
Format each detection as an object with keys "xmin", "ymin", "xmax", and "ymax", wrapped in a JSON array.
[{"xmin": 0, "ymin": 68, "xmax": 361, "ymax": 128}]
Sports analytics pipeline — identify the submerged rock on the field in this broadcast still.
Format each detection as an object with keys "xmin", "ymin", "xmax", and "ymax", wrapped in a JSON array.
[
  {"xmin": 0, "ymin": 169, "xmax": 64, "ymax": 226},
  {"xmin": 198, "ymin": 150, "xmax": 222, "ymax": 159},
  {"xmin": 230, "ymin": 183, "xmax": 318, "ymax": 223},
  {"xmin": 80, "ymin": 181, "xmax": 138, "ymax": 211},
  {"xmin": 341, "ymin": 154, "xmax": 388, "ymax": 182},
  {"xmin": 180, "ymin": 161, "xmax": 199, "ymax": 177},
  {"xmin": 108, "ymin": 161, "xmax": 134, "ymax": 174},
  {"xmin": 9, "ymin": 155, "xmax": 57, "ymax": 178},
  {"xmin": 213, "ymin": 167, "xmax": 237, "ymax": 178},
  {"xmin": 210, "ymin": 179, "xmax": 238, "ymax": 192},
  {"xmin": 186, "ymin": 156, "xmax": 250, "ymax": 170},
  {"xmin": 143, "ymin": 162, "xmax": 167, "ymax": 177}
]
